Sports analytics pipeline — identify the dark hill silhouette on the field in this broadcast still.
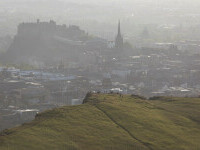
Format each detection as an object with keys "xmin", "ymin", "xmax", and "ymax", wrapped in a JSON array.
[{"xmin": 2, "ymin": 20, "xmax": 107, "ymax": 65}]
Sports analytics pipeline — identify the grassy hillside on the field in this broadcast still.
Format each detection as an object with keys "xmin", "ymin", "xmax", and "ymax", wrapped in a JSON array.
[{"xmin": 0, "ymin": 94, "xmax": 200, "ymax": 150}]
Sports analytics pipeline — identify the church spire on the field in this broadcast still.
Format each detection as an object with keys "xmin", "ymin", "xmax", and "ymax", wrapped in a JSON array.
[
  {"xmin": 118, "ymin": 20, "xmax": 121, "ymax": 36},
  {"xmin": 115, "ymin": 20, "xmax": 123, "ymax": 49}
]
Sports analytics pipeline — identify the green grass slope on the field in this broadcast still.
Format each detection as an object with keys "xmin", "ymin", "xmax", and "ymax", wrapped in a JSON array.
[{"xmin": 0, "ymin": 94, "xmax": 200, "ymax": 150}]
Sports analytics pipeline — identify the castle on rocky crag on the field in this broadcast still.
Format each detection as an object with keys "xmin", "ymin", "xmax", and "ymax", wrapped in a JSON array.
[
  {"xmin": 2, "ymin": 19, "xmax": 130, "ymax": 65},
  {"xmin": 17, "ymin": 19, "xmax": 86, "ymax": 40}
]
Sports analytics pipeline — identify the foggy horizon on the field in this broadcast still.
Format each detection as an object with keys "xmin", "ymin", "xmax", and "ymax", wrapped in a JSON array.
[{"xmin": 2, "ymin": 0, "xmax": 200, "ymax": 38}]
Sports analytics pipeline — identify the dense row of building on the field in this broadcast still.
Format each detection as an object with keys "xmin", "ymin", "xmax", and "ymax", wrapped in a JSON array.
[{"xmin": 1, "ymin": 20, "xmax": 200, "ymax": 131}]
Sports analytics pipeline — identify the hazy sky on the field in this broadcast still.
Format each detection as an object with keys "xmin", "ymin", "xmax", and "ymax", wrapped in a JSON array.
[{"xmin": 1, "ymin": 0, "xmax": 200, "ymax": 38}]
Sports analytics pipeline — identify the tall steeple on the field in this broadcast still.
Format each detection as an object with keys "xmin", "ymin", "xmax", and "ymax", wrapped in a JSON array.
[
  {"xmin": 118, "ymin": 20, "xmax": 121, "ymax": 36},
  {"xmin": 115, "ymin": 20, "xmax": 123, "ymax": 49}
]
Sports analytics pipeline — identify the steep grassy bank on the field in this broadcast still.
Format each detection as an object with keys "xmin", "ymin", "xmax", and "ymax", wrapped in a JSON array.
[{"xmin": 0, "ymin": 94, "xmax": 200, "ymax": 150}]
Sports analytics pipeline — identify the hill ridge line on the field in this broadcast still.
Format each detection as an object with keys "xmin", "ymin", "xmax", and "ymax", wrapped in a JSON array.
[
  {"xmin": 145, "ymin": 101, "xmax": 200, "ymax": 124},
  {"xmin": 94, "ymin": 104, "xmax": 153, "ymax": 150}
]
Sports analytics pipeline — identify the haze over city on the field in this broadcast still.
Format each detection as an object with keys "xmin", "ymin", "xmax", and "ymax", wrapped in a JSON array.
[{"xmin": 0, "ymin": 1, "xmax": 200, "ymax": 150}]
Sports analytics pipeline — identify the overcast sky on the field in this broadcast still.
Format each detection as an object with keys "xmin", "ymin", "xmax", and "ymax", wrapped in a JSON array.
[{"xmin": 1, "ymin": 0, "xmax": 200, "ymax": 38}]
